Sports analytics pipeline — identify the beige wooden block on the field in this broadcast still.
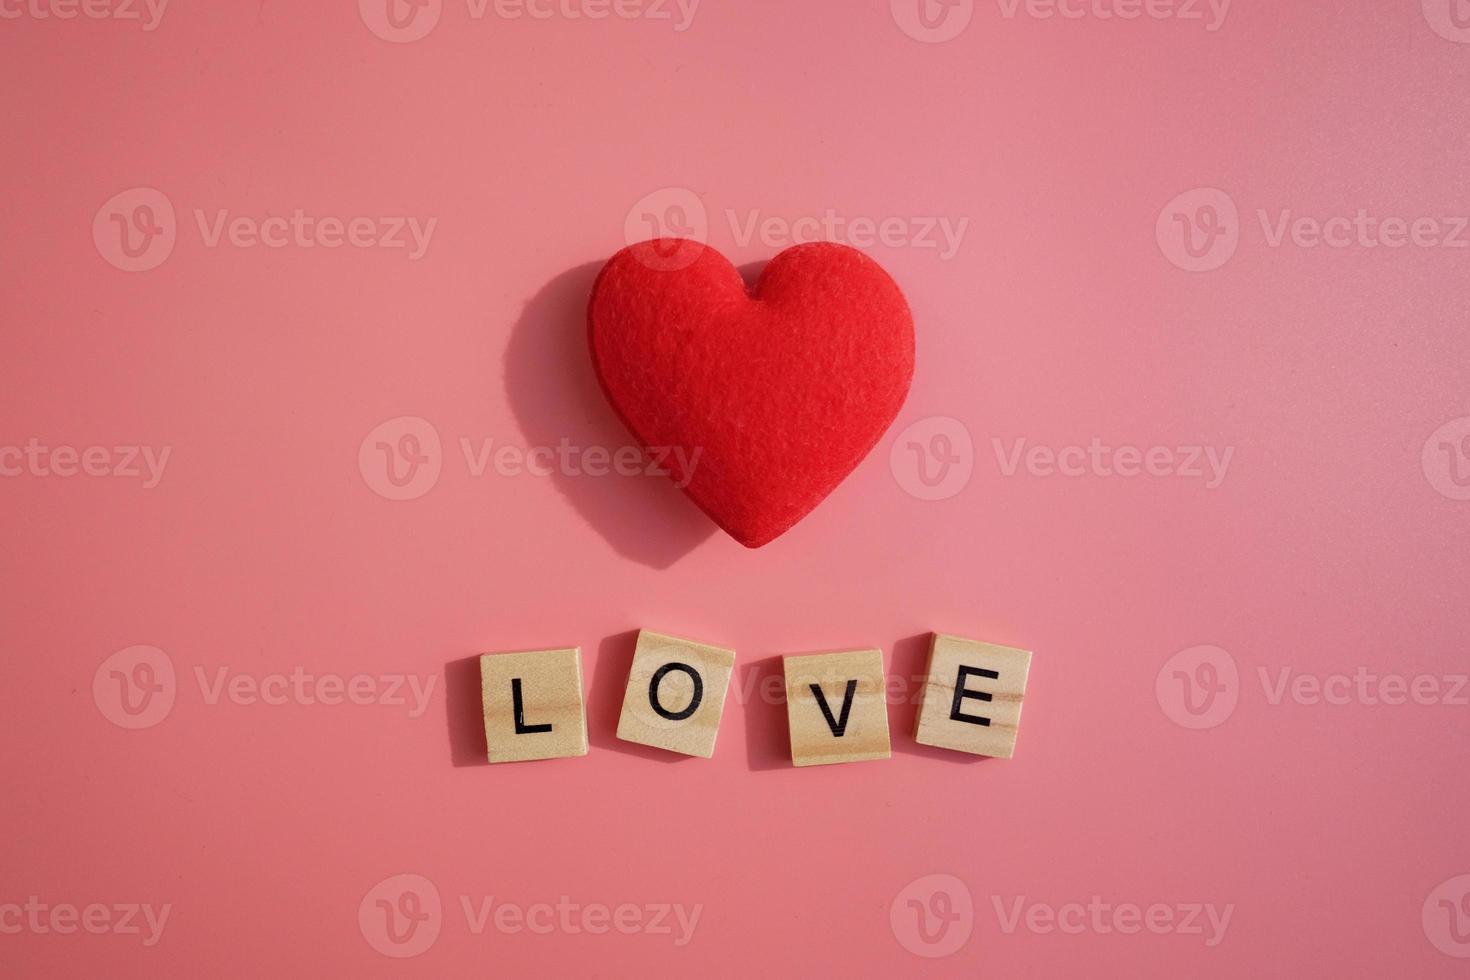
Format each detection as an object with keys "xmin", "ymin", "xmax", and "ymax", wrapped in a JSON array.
[
  {"xmin": 783, "ymin": 649, "xmax": 891, "ymax": 767},
  {"xmin": 616, "ymin": 630, "xmax": 736, "ymax": 758},
  {"xmin": 914, "ymin": 633, "xmax": 1032, "ymax": 758},
  {"xmin": 480, "ymin": 647, "xmax": 588, "ymax": 763}
]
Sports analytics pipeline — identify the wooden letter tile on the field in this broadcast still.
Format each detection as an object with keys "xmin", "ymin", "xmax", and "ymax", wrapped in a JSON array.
[
  {"xmin": 783, "ymin": 649, "xmax": 891, "ymax": 767},
  {"xmin": 480, "ymin": 647, "xmax": 588, "ymax": 763},
  {"xmin": 616, "ymin": 630, "xmax": 736, "ymax": 758},
  {"xmin": 914, "ymin": 633, "xmax": 1032, "ymax": 758}
]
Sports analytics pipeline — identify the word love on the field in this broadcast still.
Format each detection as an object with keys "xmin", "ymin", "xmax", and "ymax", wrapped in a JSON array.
[{"xmin": 478, "ymin": 631, "xmax": 1033, "ymax": 766}]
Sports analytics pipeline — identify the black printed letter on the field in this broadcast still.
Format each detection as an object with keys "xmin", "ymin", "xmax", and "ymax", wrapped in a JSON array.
[
  {"xmin": 512, "ymin": 677, "xmax": 552, "ymax": 734},
  {"xmin": 811, "ymin": 679, "xmax": 858, "ymax": 737},
  {"xmin": 950, "ymin": 666, "xmax": 998, "ymax": 726},
  {"xmin": 648, "ymin": 662, "xmax": 703, "ymax": 721}
]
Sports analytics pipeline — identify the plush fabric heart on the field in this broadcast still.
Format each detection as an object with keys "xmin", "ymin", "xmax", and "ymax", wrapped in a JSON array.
[{"xmin": 587, "ymin": 239, "xmax": 915, "ymax": 548}]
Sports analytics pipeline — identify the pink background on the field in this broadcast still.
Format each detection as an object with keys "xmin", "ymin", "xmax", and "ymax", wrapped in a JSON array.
[{"xmin": 3, "ymin": 1, "xmax": 1469, "ymax": 976}]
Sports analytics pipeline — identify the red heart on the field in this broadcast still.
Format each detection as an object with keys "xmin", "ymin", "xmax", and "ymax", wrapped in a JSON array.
[{"xmin": 587, "ymin": 239, "xmax": 915, "ymax": 548}]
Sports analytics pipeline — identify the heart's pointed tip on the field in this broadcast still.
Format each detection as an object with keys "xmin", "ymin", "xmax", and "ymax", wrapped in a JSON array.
[
  {"xmin": 723, "ymin": 518, "xmax": 796, "ymax": 550},
  {"xmin": 732, "ymin": 531, "xmax": 777, "ymax": 550},
  {"xmin": 705, "ymin": 514, "xmax": 776, "ymax": 552},
  {"xmin": 701, "ymin": 511, "xmax": 783, "ymax": 549}
]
